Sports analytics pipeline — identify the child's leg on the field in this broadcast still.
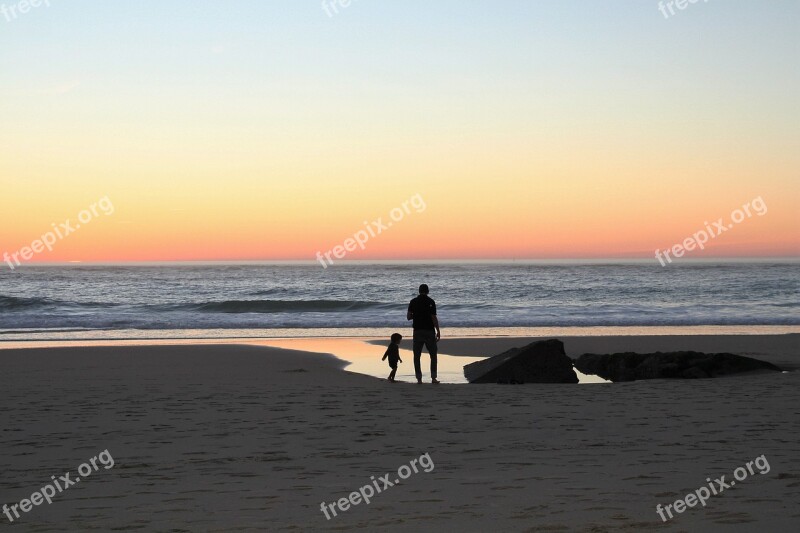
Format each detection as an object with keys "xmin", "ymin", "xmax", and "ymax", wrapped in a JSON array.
[{"xmin": 389, "ymin": 367, "xmax": 397, "ymax": 381}]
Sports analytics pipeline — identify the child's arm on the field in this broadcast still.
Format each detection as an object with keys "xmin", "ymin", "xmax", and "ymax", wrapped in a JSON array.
[{"xmin": 382, "ymin": 349, "xmax": 388, "ymax": 361}]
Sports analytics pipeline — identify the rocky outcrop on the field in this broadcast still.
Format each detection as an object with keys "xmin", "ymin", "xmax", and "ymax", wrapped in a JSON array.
[
  {"xmin": 574, "ymin": 351, "xmax": 782, "ymax": 382},
  {"xmin": 464, "ymin": 339, "xmax": 578, "ymax": 384}
]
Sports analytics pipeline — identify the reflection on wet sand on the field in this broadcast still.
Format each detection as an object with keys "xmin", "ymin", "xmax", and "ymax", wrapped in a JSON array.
[
  {"xmin": 253, "ymin": 338, "xmax": 481, "ymax": 383},
  {"xmin": 254, "ymin": 338, "xmax": 610, "ymax": 384}
]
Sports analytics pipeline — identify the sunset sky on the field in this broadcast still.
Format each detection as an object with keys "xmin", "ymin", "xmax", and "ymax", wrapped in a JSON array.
[{"xmin": 1, "ymin": 0, "xmax": 798, "ymax": 262}]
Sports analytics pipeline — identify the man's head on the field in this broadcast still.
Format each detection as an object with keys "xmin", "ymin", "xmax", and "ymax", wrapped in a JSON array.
[{"xmin": 419, "ymin": 284, "xmax": 429, "ymax": 295}]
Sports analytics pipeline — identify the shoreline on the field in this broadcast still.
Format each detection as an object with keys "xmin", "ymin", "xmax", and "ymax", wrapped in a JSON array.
[
  {"xmin": 1, "ymin": 333, "xmax": 795, "ymax": 380},
  {"xmin": 1, "ymin": 324, "xmax": 798, "ymax": 345}
]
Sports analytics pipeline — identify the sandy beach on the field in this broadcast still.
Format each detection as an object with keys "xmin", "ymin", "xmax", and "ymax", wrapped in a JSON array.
[{"xmin": 1, "ymin": 334, "xmax": 798, "ymax": 531}]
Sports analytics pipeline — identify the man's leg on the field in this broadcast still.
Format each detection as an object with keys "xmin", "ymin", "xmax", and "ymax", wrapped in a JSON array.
[
  {"xmin": 413, "ymin": 334, "xmax": 424, "ymax": 382},
  {"xmin": 428, "ymin": 333, "xmax": 438, "ymax": 380}
]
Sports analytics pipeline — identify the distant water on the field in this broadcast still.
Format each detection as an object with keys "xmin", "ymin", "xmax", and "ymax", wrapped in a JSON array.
[{"xmin": 0, "ymin": 262, "xmax": 798, "ymax": 336}]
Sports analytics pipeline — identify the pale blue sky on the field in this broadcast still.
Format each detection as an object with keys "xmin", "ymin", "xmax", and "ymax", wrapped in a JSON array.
[
  {"xmin": 1, "ymin": 1, "xmax": 798, "ymax": 260},
  {"xmin": 3, "ymin": 1, "xmax": 798, "ymax": 102}
]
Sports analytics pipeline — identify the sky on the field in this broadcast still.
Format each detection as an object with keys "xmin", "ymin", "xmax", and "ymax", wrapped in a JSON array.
[{"xmin": 1, "ymin": 0, "xmax": 798, "ymax": 262}]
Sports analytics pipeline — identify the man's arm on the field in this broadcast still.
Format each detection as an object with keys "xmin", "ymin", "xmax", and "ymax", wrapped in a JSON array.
[
  {"xmin": 407, "ymin": 301, "xmax": 414, "ymax": 321},
  {"xmin": 432, "ymin": 315, "xmax": 441, "ymax": 340}
]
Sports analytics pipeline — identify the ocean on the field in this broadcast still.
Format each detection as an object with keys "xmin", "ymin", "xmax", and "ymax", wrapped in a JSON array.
[{"xmin": 0, "ymin": 261, "xmax": 797, "ymax": 341}]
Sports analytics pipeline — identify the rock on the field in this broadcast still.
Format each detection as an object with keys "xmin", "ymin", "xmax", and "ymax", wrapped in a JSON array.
[
  {"xmin": 574, "ymin": 351, "xmax": 782, "ymax": 382},
  {"xmin": 464, "ymin": 339, "xmax": 579, "ymax": 384}
]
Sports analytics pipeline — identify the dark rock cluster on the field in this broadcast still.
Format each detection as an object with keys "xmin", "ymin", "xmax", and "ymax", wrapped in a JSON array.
[
  {"xmin": 463, "ymin": 339, "xmax": 783, "ymax": 384},
  {"xmin": 574, "ymin": 351, "xmax": 782, "ymax": 382}
]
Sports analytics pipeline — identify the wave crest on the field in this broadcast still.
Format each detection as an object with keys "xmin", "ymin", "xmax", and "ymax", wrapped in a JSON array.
[
  {"xmin": 187, "ymin": 300, "xmax": 397, "ymax": 314},
  {"xmin": 0, "ymin": 295, "xmax": 51, "ymax": 310}
]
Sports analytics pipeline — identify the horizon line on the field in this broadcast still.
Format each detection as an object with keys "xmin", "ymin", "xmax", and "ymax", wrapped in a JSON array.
[{"xmin": 8, "ymin": 256, "xmax": 800, "ymax": 267}]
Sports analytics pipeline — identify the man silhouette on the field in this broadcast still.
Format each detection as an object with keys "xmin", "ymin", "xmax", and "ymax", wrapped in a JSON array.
[{"xmin": 407, "ymin": 284, "xmax": 441, "ymax": 384}]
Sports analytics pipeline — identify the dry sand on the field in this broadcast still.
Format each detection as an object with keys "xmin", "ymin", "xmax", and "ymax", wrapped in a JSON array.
[{"xmin": 1, "ymin": 335, "xmax": 798, "ymax": 531}]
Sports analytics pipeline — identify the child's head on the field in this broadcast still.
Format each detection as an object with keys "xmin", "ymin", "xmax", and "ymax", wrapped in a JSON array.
[{"xmin": 390, "ymin": 333, "xmax": 403, "ymax": 344}]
